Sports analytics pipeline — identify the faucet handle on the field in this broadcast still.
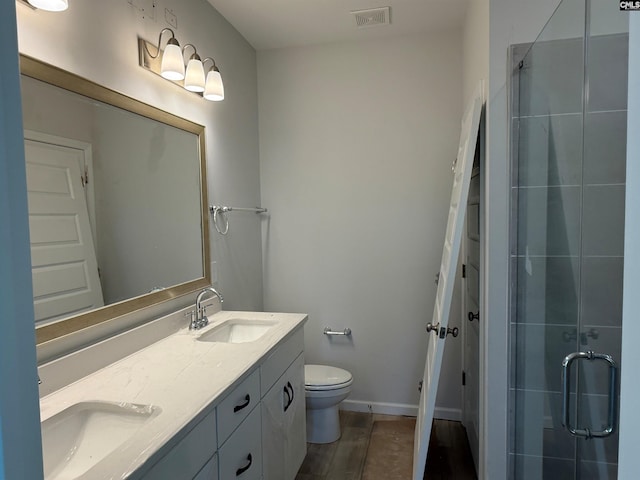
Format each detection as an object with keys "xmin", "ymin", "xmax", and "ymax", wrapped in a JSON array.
[
  {"xmin": 200, "ymin": 305, "xmax": 209, "ymax": 328},
  {"xmin": 185, "ymin": 310, "xmax": 196, "ymax": 330}
]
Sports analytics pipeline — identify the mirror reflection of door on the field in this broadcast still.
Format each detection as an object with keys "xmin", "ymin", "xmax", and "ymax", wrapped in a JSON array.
[{"xmin": 24, "ymin": 132, "xmax": 104, "ymax": 324}]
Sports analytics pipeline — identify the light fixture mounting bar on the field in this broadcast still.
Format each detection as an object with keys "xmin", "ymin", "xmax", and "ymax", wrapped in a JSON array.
[{"xmin": 138, "ymin": 37, "xmax": 203, "ymax": 98}]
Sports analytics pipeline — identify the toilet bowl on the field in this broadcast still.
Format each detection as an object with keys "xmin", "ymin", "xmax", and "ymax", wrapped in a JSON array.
[{"xmin": 305, "ymin": 364, "xmax": 353, "ymax": 444}]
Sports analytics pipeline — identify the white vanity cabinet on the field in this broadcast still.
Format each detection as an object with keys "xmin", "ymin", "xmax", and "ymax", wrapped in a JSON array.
[
  {"xmin": 131, "ymin": 324, "xmax": 306, "ymax": 480},
  {"xmin": 261, "ymin": 353, "xmax": 306, "ymax": 480},
  {"xmin": 260, "ymin": 328, "xmax": 306, "ymax": 480}
]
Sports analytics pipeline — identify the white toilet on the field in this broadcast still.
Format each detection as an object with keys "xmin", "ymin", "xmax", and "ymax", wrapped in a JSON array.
[{"xmin": 304, "ymin": 364, "xmax": 353, "ymax": 444}]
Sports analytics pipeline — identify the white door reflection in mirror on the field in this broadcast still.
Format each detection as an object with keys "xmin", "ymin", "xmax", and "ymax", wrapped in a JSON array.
[{"xmin": 25, "ymin": 136, "xmax": 104, "ymax": 324}]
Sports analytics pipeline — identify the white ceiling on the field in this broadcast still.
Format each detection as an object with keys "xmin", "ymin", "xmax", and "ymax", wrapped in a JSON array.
[{"xmin": 206, "ymin": 0, "xmax": 470, "ymax": 51}]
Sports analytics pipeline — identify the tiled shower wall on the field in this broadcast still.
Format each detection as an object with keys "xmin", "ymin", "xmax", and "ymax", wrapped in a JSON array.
[{"xmin": 509, "ymin": 23, "xmax": 628, "ymax": 480}]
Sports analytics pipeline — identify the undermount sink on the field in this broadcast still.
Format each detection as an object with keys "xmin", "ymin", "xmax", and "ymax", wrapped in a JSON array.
[
  {"xmin": 42, "ymin": 401, "xmax": 161, "ymax": 480},
  {"xmin": 197, "ymin": 318, "xmax": 277, "ymax": 343}
]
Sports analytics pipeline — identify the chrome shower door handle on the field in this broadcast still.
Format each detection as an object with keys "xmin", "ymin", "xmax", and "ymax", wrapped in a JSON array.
[{"xmin": 561, "ymin": 351, "xmax": 618, "ymax": 439}]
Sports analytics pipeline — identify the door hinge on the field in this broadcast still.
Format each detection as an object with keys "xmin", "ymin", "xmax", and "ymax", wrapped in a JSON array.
[
  {"xmin": 81, "ymin": 167, "xmax": 89, "ymax": 187},
  {"xmin": 462, "ymin": 370, "xmax": 466, "ymax": 386},
  {"xmin": 462, "ymin": 264, "xmax": 467, "ymax": 278}
]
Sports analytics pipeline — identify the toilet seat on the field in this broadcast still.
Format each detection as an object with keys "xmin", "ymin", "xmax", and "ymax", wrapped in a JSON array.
[{"xmin": 305, "ymin": 364, "xmax": 353, "ymax": 391}]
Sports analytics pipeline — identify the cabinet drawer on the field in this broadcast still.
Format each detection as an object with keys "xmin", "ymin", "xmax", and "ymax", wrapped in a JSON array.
[
  {"xmin": 218, "ymin": 405, "xmax": 262, "ymax": 480},
  {"xmin": 260, "ymin": 327, "xmax": 304, "ymax": 396},
  {"xmin": 217, "ymin": 368, "xmax": 260, "ymax": 446},
  {"xmin": 193, "ymin": 453, "xmax": 218, "ymax": 480},
  {"xmin": 141, "ymin": 408, "xmax": 217, "ymax": 480}
]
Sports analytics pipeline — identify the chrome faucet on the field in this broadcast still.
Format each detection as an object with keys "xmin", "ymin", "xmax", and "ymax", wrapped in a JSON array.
[{"xmin": 189, "ymin": 287, "xmax": 223, "ymax": 330}]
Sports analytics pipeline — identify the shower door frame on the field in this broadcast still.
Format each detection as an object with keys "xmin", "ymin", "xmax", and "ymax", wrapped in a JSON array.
[{"xmin": 618, "ymin": 15, "xmax": 640, "ymax": 477}]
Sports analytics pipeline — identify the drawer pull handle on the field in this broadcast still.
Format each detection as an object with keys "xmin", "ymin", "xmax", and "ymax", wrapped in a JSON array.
[
  {"xmin": 233, "ymin": 394, "xmax": 251, "ymax": 413},
  {"xmin": 236, "ymin": 453, "xmax": 253, "ymax": 476},
  {"xmin": 288, "ymin": 381, "xmax": 295, "ymax": 404},
  {"xmin": 284, "ymin": 381, "xmax": 295, "ymax": 412},
  {"xmin": 282, "ymin": 385, "xmax": 291, "ymax": 412}
]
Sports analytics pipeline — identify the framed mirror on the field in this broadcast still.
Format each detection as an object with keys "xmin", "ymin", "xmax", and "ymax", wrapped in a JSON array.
[{"xmin": 20, "ymin": 55, "xmax": 211, "ymax": 345}]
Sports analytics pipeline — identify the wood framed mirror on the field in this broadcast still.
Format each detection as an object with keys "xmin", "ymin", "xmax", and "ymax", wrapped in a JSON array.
[{"xmin": 20, "ymin": 55, "xmax": 211, "ymax": 345}]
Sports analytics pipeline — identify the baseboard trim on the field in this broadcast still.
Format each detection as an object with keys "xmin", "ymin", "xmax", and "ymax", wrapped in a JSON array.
[
  {"xmin": 433, "ymin": 407, "xmax": 462, "ymax": 421},
  {"xmin": 341, "ymin": 400, "xmax": 462, "ymax": 421}
]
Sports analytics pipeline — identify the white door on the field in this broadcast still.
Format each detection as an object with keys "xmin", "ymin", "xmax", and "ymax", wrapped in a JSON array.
[
  {"xmin": 25, "ymin": 138, "xmax": 104, "ymax": 324},
  {"xmin": 462, "ymin": 165, "xmax": 480, "ymax": 472},
  {"xmin": 413, "ymin": 85, "xmax": 483, "ymax": 480}
]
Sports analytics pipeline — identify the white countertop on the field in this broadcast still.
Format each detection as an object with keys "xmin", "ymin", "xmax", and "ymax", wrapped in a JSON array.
[{"xmin": 39, "ymin": 310, "xmax": 307, "ymax": 480}]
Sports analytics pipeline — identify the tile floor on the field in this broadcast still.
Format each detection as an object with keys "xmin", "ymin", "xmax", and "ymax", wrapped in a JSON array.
[{"xmin": 295, "ymin": 411, "xmax": 477, "ymax": 480}]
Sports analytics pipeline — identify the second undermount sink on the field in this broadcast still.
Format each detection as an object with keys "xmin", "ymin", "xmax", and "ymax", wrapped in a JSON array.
[
  {"xmin": 197, "ymin": 318, "xmax": 277, "ymax": 344},
  {"xmin": 42, "ymin": 401, "xmax": 161, "ymax": 480}
]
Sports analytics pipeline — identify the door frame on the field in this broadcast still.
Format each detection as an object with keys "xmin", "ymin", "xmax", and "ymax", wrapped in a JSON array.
[
  {"xmin": 0, "ymin": 1, "xmax": 43, "ymax": 478},
  {"xmin": 462, "ymin": 162, "xmax": 481, "ymax": 474},
  {"xmin": 618, "ymin": 14, "xmax": 640, "ymax": 477}
]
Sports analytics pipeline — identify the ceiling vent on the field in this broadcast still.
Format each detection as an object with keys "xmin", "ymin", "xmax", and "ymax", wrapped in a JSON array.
[{"xmin": 351, "ymin": 7, "xmax": 391, "ymax": 29}]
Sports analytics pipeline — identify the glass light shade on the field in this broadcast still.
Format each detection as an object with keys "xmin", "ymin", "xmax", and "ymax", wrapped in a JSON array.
[
  {"xmin": 204, "ymin": 70, "xmax": 225, "ymax": 101},
  {"xmin": 160, "ymin": 43, "xmax": 185, "ymax": 81},
  {"xmin": 184, "ymin": 58, "xmax": 206, "ymax": 92},
  {"xmin": 28, "ymin": 0, "xmax": 68, "ymax": 11}
]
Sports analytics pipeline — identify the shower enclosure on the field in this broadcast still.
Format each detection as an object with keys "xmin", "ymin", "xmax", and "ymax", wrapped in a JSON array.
[{"xmin": 509, "ymin": 0, "xmax": 628, "ymax": 478}]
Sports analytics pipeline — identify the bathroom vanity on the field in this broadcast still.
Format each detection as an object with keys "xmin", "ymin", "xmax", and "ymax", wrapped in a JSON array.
[
  {"xmin": 19, "ymin": 53, "xmax": 307, "ymax": 480},
  {"xmin": 38, "ymin": 309, "xmax": 307, "ymax": 480}
]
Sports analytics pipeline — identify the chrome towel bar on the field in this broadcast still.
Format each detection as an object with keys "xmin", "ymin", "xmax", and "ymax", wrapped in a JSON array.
[
  {"xmin": 210, "ymin": 205, "xmax": 268, "ymax": 235},
  {"xmin": 323, "ymin": 327, "xmax": 352, "ymax": 336},
  {"xmin": 210, "ymin": 205, "xmax": 268, "ymax": 214}
]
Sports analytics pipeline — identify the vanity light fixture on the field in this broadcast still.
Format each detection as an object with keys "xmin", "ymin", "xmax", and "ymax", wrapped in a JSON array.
[
  {"xmin": 142, "ymin": 28, "xmax": 185, "ymax": 81},
  {"xmin": 183, "ymin": 45, "xmax": 206, "ymax": 93},
  {"xmin": 17, "ymin": 0, "xmax": 68, "ymax": 11},
  {"xmin": 203, "ymin": 58, "xmax": 225, "ymax": 101},
  {"xmin": 138, "ymin": 29, "xmax": 225, "ymax": 101},
  {"xmin": 26, "ymin": 0, "xmax": 68, "ymax": 11}
]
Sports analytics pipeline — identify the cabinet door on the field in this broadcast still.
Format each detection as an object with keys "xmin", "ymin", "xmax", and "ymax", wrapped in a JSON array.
[
  {"xmin": 262, "ymin": 353, "xmax": 306, "ymax": 480},
  {"xmin": 261, "ymin": 328, "xmax": 304, "ymax": 395}
]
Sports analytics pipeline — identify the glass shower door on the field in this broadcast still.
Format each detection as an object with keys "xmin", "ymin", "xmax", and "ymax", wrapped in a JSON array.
[
  {"xmin": 510, "ymin": 0, "xmax": 628, "ymax": 478},
  {"xmin": 575, "ymin": 3, "xmax": 628, "ymax": 478}
]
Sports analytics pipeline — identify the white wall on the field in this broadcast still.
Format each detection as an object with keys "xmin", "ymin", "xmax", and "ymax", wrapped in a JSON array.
[
  {"xmin": 16, "ymin": 0, "xmax": 263, "ymax": 312},
  {"xmin": 463, "ymin": 0, "xmax": 489, "ymax": 106},
  {"xmin": 0, "ymin": 2, "xmax": 43, "ymax": 477},
  {"xmin": 485, "ymin": 0, "xmax": 561, "ymax": 478},
  {"xmin": 258, "ymin": 31, "xmax": 464, "ymax": 417}
]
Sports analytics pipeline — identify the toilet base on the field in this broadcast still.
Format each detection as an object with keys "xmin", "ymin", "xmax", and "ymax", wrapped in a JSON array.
[{"xmin": 306, "ymin": 404, "xmax": 341, "ymax": 444}]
